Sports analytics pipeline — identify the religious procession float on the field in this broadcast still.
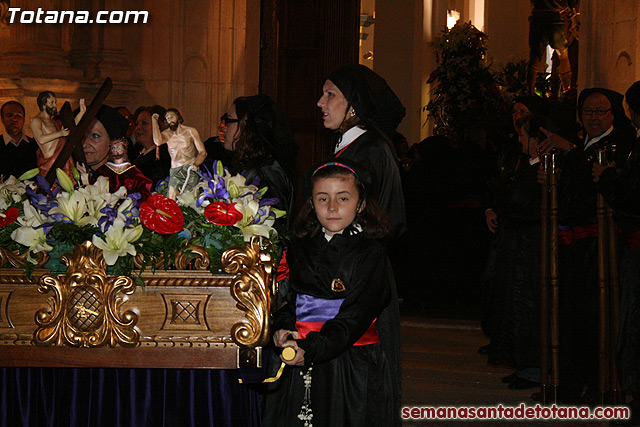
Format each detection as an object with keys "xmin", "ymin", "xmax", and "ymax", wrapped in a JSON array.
[{"xmin": 0, "ymin": 161, "xmax": 282, "ymax": 370}]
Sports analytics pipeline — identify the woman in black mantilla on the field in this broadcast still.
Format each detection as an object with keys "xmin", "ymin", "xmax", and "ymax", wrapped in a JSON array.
[{"xmin": 317, "ymin": 64, "xmax": 407, "ymax": 239}]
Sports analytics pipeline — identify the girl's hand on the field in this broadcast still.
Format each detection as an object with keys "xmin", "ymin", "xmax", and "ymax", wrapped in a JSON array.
[
  {"xmin": 281, "ymin": 339, "xmax": 305, "ymax": 366},
  {"xmin": 273, "ymin": 329, "xmax": 298, "ymax": 347}
]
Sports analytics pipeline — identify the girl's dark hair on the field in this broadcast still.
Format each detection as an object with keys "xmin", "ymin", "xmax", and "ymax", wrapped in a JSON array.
[
  {"xmin": 292, "ymin": 163, "xmax": 390, "ymax": 239},
  {"xmin": 230, "ymin": 97, "xmax": 267, "ymax": 168}
]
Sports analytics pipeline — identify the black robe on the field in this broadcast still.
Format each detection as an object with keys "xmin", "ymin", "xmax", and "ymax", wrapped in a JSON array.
[
  {"xmin": 486, "ymin": 150, "xmax": 541, "ymax": 369},
  {"xmin": 237, "ymin": 155, "xmax": 294, "ymax": 227},
  {"xmin": 131, "ymin": 144, "xmax": 171, "ymax": 189},
  {"xmin": 556, "ymin": 126, "xmax": 635, "ymax": 397},
  {"xmin": 333, "ymin": 129, "xmax": 403, "ymax": 416},
  {"xmin": 334, "ymin": 130, "xmax": 407, "ymax": 239},
  {"xmin": 261, "ymin": 232, "xmax": 396, "ymax": 427},
  {"xmin": 598, "ymin": 136, "xmax": 640, "ymax": 396}
]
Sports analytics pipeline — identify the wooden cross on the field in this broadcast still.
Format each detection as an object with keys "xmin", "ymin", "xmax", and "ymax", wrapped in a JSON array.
[{"xmin": 45, "ymin": 78, "xmax": 113, "ymax": 185}]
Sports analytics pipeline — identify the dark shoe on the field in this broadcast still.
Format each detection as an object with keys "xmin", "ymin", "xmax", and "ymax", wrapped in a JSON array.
[
  {"xmin": 501, "ymin": 372, "xmax": 518, "ymax": 384},
  {"xmin": 508, "ymin": 378, "xmax": 540, "ymax": 390}
]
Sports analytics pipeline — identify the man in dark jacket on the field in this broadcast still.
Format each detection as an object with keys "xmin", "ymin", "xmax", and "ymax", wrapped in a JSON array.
[{"xmin": 0, "ymin": 100, "xmax": 38, "ymax": 178}]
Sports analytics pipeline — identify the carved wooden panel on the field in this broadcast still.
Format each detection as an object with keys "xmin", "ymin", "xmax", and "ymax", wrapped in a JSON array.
[{"xmin": 0, "ymin": 237, "xmax": 273, "ymax": 369}]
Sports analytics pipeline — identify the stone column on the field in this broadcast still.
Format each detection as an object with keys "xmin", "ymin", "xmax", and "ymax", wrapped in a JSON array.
[{"xmin": 0, "ymin": 0, "xmax": 79, "ymax": 79}]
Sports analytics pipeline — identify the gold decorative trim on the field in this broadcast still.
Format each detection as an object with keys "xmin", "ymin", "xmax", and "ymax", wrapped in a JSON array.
[
  {"xmin": 0, "ymin": 247, "xmax": 49, "ymax": 268},
  {"xmin": 1, "ymin": 333, "xmax": 236, "ymax": 347},
  {"xmin": 132, "ymin": 245, "xmax": 211, "ymax": 271},
  {"xmin": 0, "ymin": 271, "xmax": 45, "ymax": 284},
  {"xmin": 139, "ymin": 275, "xmax": 233, "ymax": 287},
  {"xmin": 221, "ymin": 236, "xmax": 273, "ymax": 348},
  {"xmin": 0, "ymin": 290, "xmax": 13, "ymax": 328},
  {"xmin": 138, "ymin": 335, "xmax": 235, "ymax": 347},
  {"xmin": 0, "ymin": 333, "xmax": 32, "ymax": 344},
  {"xmin": 34, "ymin": 241, "xmax": 139, "ymax": 348},
  {"xmin": 176, "ymin": 245, "xmax": 211, "ymax": 270}
]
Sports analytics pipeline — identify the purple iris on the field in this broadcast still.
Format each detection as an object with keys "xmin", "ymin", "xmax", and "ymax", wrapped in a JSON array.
[
  {"xmin": 98, "ymin": 205, "xmax": 119, "ymax": 232},
  {"xmin": 253, "ymin": 206, "xmax": 271, "ymax": 224},
  {"xmin": 259, "ymin": 197, "xmax": 279, "ymax": 207},
  {"xmin": 26, "ymin": 183, "xmax": 60, "ymax": 215},
  {"xmin": 127, "ymin": 192, "xmax": 142, "ymax": 208},
  {"xmin": 123, "ymin": 208, "xmax": 139, "ymax": 226},
  {"xmin": 197, "ymin": 176, "xmax": 229, "ymax": 206},
  {"xmin": 36, "ymin": 222, "xmax": 54, "ymax": 236}
]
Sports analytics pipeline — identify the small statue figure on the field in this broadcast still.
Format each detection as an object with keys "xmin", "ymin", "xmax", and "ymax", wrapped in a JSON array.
[
  {"xmin": 152, "ymin": 108, "xmax": 206, "ymax": 200},
  {"xmin": 97, "ymin": 137, "xmax": 153, "ymax": 202},
  {"xmin": 82, "ymin": 105, "xmax": 153, "ymax": 201},
  {"xmin": 30, "ymin": 91, "xmax": 86, "ymax": 176}
]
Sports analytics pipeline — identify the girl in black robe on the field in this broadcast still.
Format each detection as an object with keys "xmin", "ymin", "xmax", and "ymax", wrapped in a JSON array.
[
  {"xmin": 317, "ymin": 66, "xmax": 404, "ymax": 417},
  {"xmin": 261, "ymin": 160, "xmax": 395, "ymax": 427}
]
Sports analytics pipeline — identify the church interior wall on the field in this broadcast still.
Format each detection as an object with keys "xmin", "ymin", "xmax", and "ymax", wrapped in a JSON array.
[
  {"xmin": 0, "ymin": 0, "xmax": 260, "ymax": 142},
  {"xmin": 578, "ymin": 0, "xmax": 639, "ymax": 96},
  {"xmin": 1, "ymin": 0, "xmax": 640, "ymax": 148}
]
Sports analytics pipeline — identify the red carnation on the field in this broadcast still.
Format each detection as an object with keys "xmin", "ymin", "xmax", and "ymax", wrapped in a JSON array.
[
  {"xmin": 139, "ymin": 194, "xmax": 184, "ymax": 234},
  {"xmin": 204, "ymin": 202, "xmax": 243, "ymax": 226},
  {"xmin": 0, "ymin": 207, "xmax": 19, "ymax": 227}
]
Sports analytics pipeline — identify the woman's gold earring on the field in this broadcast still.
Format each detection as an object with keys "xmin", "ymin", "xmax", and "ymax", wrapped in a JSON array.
[{"xmin": 350, "ymin": 109, "xmax": 356, "ymax": 117}]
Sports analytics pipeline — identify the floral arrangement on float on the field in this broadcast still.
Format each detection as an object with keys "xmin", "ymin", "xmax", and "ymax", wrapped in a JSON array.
[
  {"xmin": 425, "ymin": 21, "xmax": 505, "ymax": 143},
  {"xmin": 0, "ymin": 161, "xmax": 284, "ymax": 284}
]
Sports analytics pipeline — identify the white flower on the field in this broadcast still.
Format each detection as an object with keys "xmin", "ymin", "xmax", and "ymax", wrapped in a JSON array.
[
  {"xmin": 177, "ymin": 182, "xmax": 205, "ymax": 212},
  {"xmin": 11, "ymin": 227, "xmax": 53, "ymax": 253},
  {"xmin": 224, "ymin": 171, "xmax": 260, "ymax": 202},
  {"xmin": 12, "ymin": 200, "xmax": 53, "ymax": 255},
  {"xmin": 233, "ymin": 200, "xmax": 276, "ymax": 241},
  {"xmin": 0, "ymin": 176, "xmax": 27, "ymax": 210},
  {"xmin": 77, "ymin": 176, "xmax": 127, "ymax": 222},
  {"xmin": 92, "ymin": 218, "xmax": 143, "ymax": 265},
  {"xmin": 49, "ymin": 190, "xmax": 92, "ymax": 225},
  {"xmin": 17, "ymin": 200, "xmax": 48, "ymax": 228},
  {"xmin": 237, "ymin": 223, "xmax": 273, "ymax": 241}
]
